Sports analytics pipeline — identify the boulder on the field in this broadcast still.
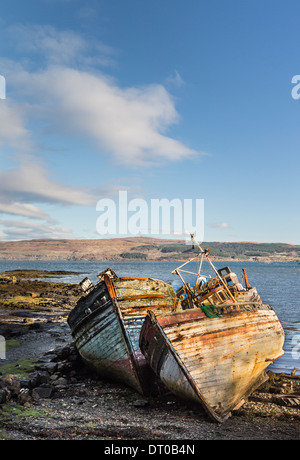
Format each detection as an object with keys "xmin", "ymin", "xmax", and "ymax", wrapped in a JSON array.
[
  {"xmin": 18, "ymin": 388, "xmax": 31, "ymax": 405},
  {"xmin": 0, "ymin": 388, "xmax": 8, "ymax": 404},
  {"xmin": 1, "ymin": 374, "xmax": 21, "ymax": 396},
  {"xmin": 32, "ymin": 386, "xmax": 53, "ymax": 400}
]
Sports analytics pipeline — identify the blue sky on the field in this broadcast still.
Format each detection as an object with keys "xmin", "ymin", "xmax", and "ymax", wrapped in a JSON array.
[{"xmin": 0, "ymin": 0, "xmax": 299, "ymax": 244}]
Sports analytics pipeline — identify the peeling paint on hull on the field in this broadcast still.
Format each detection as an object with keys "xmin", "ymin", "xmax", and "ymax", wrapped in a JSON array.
[
  {"xmin": 67, "ymin": 270, "xmax": 180, "ymax": 394},
  {"xmin": 140, "ymin": 303, "xmax": 285, "ymax": 422}
]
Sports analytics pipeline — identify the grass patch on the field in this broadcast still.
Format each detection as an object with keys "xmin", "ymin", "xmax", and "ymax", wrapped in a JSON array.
[
  {"xmin": 0, "ymin": 358, "xmax": 38, "ymax": 378},
  {"xmin": 0, "ymin": 403, "xmax": 48, "ymax": 420},
  {"xmin": 0, "ymin": 296, "xmax": 54, "ymax": 306},
  {"xmin": 18, "ymin": 407, "xmax": 48, "ymax": 418},
  {"xmin": 83, "ymin": 422, "xmax": 97, "ymax": 428},
  {"xmin": 5, "ymin": 339, "xmax": 21, "ymax": 352},
  {"xmin": 0, "ymin": 296, "xmax": 57, "ymax": 311}
]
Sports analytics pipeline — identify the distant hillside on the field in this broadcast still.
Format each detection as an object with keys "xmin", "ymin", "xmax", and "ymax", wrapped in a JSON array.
[{"xmin": 0, "ymin": 237, "xmax": 299, "ymax": 262}]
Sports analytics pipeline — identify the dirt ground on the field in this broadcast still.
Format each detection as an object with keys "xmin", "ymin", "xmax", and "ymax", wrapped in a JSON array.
[{"xmin": 0, "ymin": 270, "xmax": 300, "ymax": 442}]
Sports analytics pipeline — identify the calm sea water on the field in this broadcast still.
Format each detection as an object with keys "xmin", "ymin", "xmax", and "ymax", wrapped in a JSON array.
[{"xmin": 1, "ymin": 259, "xmax": 299, "ymax": 375}]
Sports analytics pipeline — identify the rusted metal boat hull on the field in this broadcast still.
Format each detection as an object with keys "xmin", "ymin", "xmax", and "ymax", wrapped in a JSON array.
[
  {"xmin": 140, "ymin": 303, "xmax": 284, "ymax": 422},
  {"xmin": 67, "ymin": 270, "xmax": 179, "ymax": 395}
]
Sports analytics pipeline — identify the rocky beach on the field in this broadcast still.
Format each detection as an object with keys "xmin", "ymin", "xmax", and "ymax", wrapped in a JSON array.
[{"xmin": 0, "ymin": 270, "xmax": 299, "ymax": 441}]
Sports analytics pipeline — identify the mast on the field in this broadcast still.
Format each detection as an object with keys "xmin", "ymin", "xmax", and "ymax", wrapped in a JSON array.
[{"xmin": 173, "ymin": 233, "xmax": 237, "ymax": 304}]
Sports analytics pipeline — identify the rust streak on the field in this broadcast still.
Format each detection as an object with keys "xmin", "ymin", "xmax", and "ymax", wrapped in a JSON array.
[
  {"xmin": 118, "ymin": 294, "xmax": 167, "ymax": 301},
  {"xmin": 120, "ymin": 277, "xmax": 149, "ymax": 280},
  {"xmin": 103, "ymin": 274, "xmax": 117, "ymax": 300}
]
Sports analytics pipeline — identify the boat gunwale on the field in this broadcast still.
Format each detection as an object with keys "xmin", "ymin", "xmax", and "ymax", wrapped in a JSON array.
[
  {"xmin": 69, "ymin": 298, "xmax": 112, "ymax": 337},
  {"xmin": 67, "ymin": 283, "xmax": 107, "ymax": 329},
  {"xmin": 156, "ymin": 302, "xmax": 274, "ymax": 328}
]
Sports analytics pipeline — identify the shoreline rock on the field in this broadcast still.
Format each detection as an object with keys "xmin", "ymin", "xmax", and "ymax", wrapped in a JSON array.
[{"xmin": 1, "ymin": 340, "xmax": 299, "ymax": 412}]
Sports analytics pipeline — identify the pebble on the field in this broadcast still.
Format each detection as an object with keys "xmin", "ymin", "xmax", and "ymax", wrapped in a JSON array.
[{"xmin": 0, "ymin": 342, "xmax": 90, "ymax": 406}]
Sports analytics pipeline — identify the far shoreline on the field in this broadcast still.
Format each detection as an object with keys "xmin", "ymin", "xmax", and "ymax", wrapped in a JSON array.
[
  {"xmin": 0, "ymin": 258, "xmax": 299, "ymax": 263},
  {"xmin": 0, "ymin": 238, "xmax": 299, "ymax": 264}
]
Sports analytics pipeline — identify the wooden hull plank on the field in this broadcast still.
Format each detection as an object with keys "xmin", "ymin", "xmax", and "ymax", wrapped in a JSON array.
[
  {"xmin": 68, "ymin": 270, "xmax": 180, "ymax": 395},
  {"xmin": 140, "ymin": 304, "xmax": 284, "ymax": 422}
]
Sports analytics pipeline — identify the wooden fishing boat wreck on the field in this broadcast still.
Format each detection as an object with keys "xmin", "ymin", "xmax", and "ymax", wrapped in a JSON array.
[
  {"xmin": 139, "ymin": 235, "xmax": 285, "ymax": 422},
  {"xmin": 67, "ymin": 269, "xmax": 180, "ymax": 395}
]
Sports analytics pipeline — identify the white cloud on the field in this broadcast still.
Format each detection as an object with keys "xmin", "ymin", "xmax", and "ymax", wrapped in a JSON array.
[
  {"xmin": 0, "ymin": 218, "xmax": 73, "ymax": 240},
  {"xmin": 0, "ymin": 158, "xmax": 96, "ymax": 231},
  {"xmin": 7, "ymin": 24, "xmax": 116, "ymax": 68},
  {"xmin": 0, "ymin": 24, "xmax": 201, "ymax": 239},
  {"xmin": 166, "ymin": 70, "xmax": 185, "ymax": 88},
  {"xmin": 0, "ymin": 159, "xmax": 95, "ymax": 207},
  {"xmin": 0, "ymin": 102, "xmax": 32, "ymax": 151},
  {"xmin": 1, "ymin": 24, "xmax": 199, "ymax": 166},
  {"xmin": 11, "ymin": 66, "xmax": 198, "ymax": 166},
  {"xmin": 0, "ymin": 201, "xmax": 52, "ymax": 222},
  {"xmin": 209, "ymin": 222, "xmax": 231, "ymax": 229}
]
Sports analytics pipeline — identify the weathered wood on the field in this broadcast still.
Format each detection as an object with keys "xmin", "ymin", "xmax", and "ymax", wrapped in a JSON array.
[
  {"xmin": 68, "ymin": 269, "xmax": 180, "ymax": 395},
  {"xmin": 140, "ymin": 303, "xmax": 285, "ymax": 422}
]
